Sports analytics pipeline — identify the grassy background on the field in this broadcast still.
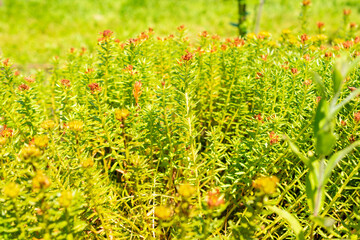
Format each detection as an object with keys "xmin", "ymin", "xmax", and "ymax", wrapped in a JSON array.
[{"xmin": 0, "ymin": 0, "xmax": 359, "ymax": 69}]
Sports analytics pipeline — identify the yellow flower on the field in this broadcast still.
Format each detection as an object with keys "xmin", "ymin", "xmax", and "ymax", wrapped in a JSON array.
[
  {"xmin": 115, "ymin": 109, "xmax": 130, "ymax": 121},
  {"xmin": 258, "ymin": 31, "xmax": 271, "ymax": 39},
  {"xmin": 178, "ymin": 183, "xmax": 196, "ymax": 198},
  {"xmin": 0, "ymin": 137, "xmax": 7, "ymax": 146},
  {"xmin": 308, "ymin": 45, "xmax": 317, "ymax": 51},
  {"xmin": 288, "ymin": 37, "xmax": 298, "ymax": 45},
  {"xmin": 334, "ymin": 38, "xmax": 345, "ymax": 44},
  {"xmin": 155, "ymin": 206, "xmax": 172, "ymax": 220},
  {"xmin": 81, "ymin": 158, "xmax": 94, "ymax": 168},
  {"xmin": 3, "ymin": 182, "xmax": 20, "ymax": 198},
  {"xmin": 59, "ymin": 190, "xmax": 73, "ymax": 208},
  {"xmin": 34, "ymin": 135, "xmax": 49, "ymax": 148},
  {"xmin": 32, "ymin": 171, "xmax": 51, "ymax": 191},
  {"xmin": 252, "ymin": 176, "xmax": 279, "ymax": 195},
  {"xmin": 41, "ymin": 120, "xmax": 56, "ymax": 130},
  {"xmin": 246, "ymin": 32, "xmax": 257, "ymax": 40},
  {"xmin": 315, "ymin": 34, "xmax": 327, "ymax": 42},
  {"xmin": 68, "ymin": 120, "xmax": 84, "ymax": 132},
  {"xmin": 268, "ymin": 41, "xmax": 278, "ymax": 47},
  {"xmin": 282, "ymin": 29, "xmax": 291, "ymax": 36},
  {"xmin": 21, "ymin": 145, "xmax": 42, "ymax": 160}
]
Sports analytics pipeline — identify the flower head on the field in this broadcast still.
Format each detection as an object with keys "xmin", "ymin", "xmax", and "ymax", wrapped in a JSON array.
[
  {"xmin": 32, "ymin": 171, "xmax": 51, "ymax": 191},
  {"xmin": 252, "ymin": 176, "xmax": 279, "ymax": 195},
  {"xmin": 21, "ymin": 145, "xmax": 42, "ymax": 160},
  {"xmin": 200, "ymin": 30, "xmax": 209, "ymax": 38},
  {"xmin": 88, "ymin": 83, "xmax": 102, "ymax": 94},
  {"xmin": 3, "ymin": 182, "xmax": 20, "ymax": 198},
  {"xmin": 81, "ymin": 158, "xmax": 94, "ymax": 168},
  {"xmin": 33, "ymin": 135, "xmax": 49, "ymax": 148},
  {"xmin": 177, "ymin": 25, "xmax": 185, "ymax": 32},
  {"xmin": 59, "ymin": 190, "xmax": 73, "ymax": 208},
  {"xmin": 2, "ymin": 58, "xmax": 9, "ymax": 66},
  {"xmin": 181, "ymin": 50, "xmax": 194, "ymax": 62},
  {"xmin": 324, "ymin": 52, "xmax": 333, "ymax": 58},
  {"xmin": 61, "ymin": 79, "xmax": 71, "ymax": 88},
  {"xmin": 68, "ymin": 120, "xmax": 84, "ymax": 132},
  {"xmin": 18, "ymin": 83, "xmax": 30, "ymax": 91},
  {"xmin": 269, "ymin": 131, "xmax": 279, "ymax": 145},
  {"xmin": 317, "ymin": 22, "xmax": 325, "ymax": 29},
  {"xmin": 302, "ymin": 0, "xmax": 311, "ymax": 6},
  {"xmin": 355, "ymin": 36, "xmax": 360, "ymax": 44},
  {"xmin": 0, "ymin": 125, "xmax": 13, "ymax": 137},
  {"xmin": 178, "ymin": 184, "xmax": 196, "ymax": 198},
  {"xmin": 301, "ymin": 34, "xmax": 308, "ymax": 43},
  {"xmin": 304, "ymin": 79, "xmax": 312, "ymax": 86},
  {"xmin": 155, "ymin": 206, "xmax": 172, "ymax": 220},
  {"xmin": 207, "ymin": 188, "xmax": 225, "ymax": 208},
  {"xmin": 303, "ymin": 54, "xmax": 311, "ymax": 62},
  {"xmin": 316, "ymin": 96, "xmax": 322, "ymax": 103},
  {"xmin": 0, "ymin": 137, "xmax": 7, "ymax": 145},
  {"xmin": 354, "ymin": 112, "xmax": 360, "ymax": 122},
  {"xmin": 343, "ymin": 9, "xmax": 351, "ymax": 16},
  {"xmin": 41, "ymin": 120, "xmax": 56, "ymax": 130},
  {"xmin": 254, "ymin": 113, "xmax": 263, "ymax": 122},
  {"xmin": 343, "ymin": 41, "xmax": 354, "ymax": 49},
  {"xmin": 350, "ymin": 22, "xmax": 357, "ymax": 29},
  {"xmin": 85, "ymin": 68, "xmax": 94, "ymax": 74},
  {"xmin": 291, "ymin": 68, "xmax": 299, "ymax": 75},
  {"xmin": 281, "ymin": 29, "xmax": 291, "ymax": 36},
  {"xmin": 115, "ymin": 109, "xmax": 130, "ymax": 121},
  {"xmin": 102, "ymin": 29, "xmax": 113, "ymax": 38},
  {"xmin": 258, "ymin": 31, "xmax": 271, "ymax": 39},
  {"xmin": 24, "ymin": 76, "xmax": 35, "ymax": 83}
]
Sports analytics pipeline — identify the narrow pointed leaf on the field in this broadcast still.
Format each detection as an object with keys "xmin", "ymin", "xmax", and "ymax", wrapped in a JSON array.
[{"xmin": 315, "ymin": 130, "xmax": 336, "ymax": 156}]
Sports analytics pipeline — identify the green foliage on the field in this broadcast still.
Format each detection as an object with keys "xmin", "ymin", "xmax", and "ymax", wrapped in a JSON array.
[
  {"xmin": 283, "ymin": 55, "xmax": 360, "ymax": 239},
  {"xmin": 1, "ymin": 22, "xmax": 360, "ymax": 239}
]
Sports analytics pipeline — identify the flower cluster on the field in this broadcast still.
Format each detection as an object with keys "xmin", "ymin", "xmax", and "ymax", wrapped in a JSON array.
[{"xmin": 252, "ymin": 176, "xmax": 279, "ymax": 195}]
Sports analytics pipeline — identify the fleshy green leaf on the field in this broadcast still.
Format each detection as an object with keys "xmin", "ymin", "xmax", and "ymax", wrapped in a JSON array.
[
  {"xmin": 311, "ymin": 216, "xmax": 335, "ymax": 230},
  {"xmin": 324, "ymin": 140, "xmax": 360, "ymax": 186},
  {"xmin": 312, "ymin": 73, "xmax": 326, "ymax": 98},
  {"xmin": 331, "ymin": 67, "xmax": 343, "ymax": 97},
  {"xmin": 267, "ymin": 206, "xmax": 305, "ymax": 240},
  {"xmin": 314, "ymin": 99, "xmax": 336, "ymax": 156},
  {"xmin": 331, "ymin": 87, "xmax": 360, "ymax": 116},
  {"xmin": 284, "ymin": 135, "xmax": 310, "ymax": 167},
  {"xmin": 315, "ymin": 130, "xmax": 336, "ymax": 156},
  {"xmin": 313, "ymin": 99, "xmax": 328, "ymax": 137}
]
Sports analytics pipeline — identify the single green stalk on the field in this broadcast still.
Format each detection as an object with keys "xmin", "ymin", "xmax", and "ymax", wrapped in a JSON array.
[{"xmin": 161, "ymin": 86, "xmax": 175, "ymax": 190}]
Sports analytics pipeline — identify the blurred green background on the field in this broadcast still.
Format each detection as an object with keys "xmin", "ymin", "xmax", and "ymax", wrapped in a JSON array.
[{"xmin": 0, "ymin": 0, "xmax": 359, "ymax": 69}]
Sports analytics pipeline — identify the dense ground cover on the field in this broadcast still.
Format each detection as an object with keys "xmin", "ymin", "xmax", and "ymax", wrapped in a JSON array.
[
  {"xmin": 0, "ymin": 0, "xmax": 360, "ymax": 69},
  {"xmin": 1, "ymin": 0, "xmax": 360, "ymax": 239},
  {"xmin": 1, "ymin": 15, "xmax": 360, "ymax": 238}
]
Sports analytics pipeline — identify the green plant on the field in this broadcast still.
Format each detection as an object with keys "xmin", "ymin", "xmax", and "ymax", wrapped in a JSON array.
[
  {"xmin": 1, "ymin": 19, "xmax": 360, "ymax": 239},
  {"xmin": 270, "ymin": 56, "xmax": 360, "ymax": 239}
]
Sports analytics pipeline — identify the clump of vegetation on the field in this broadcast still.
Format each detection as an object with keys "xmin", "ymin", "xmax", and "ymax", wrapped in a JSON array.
[{"xmin": 1, "ymin": 13, "xmax": 360, "ymax": 239}]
